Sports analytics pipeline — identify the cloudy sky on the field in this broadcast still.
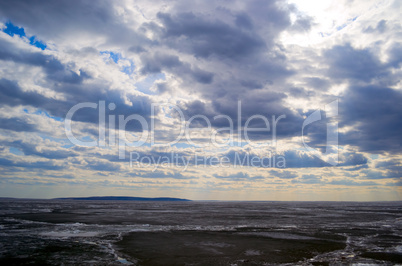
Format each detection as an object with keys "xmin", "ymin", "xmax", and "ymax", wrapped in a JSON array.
[{"xmin": 0, "ymin": 0, "xmax": 401, "ymax": 200}]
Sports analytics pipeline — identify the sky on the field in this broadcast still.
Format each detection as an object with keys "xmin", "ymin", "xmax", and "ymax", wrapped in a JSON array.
[{"xmin": 0, "ymin": 0, "xmax": 401, "ymax": 201}]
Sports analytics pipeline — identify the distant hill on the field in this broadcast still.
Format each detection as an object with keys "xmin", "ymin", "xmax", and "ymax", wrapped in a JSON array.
[{"xmin": 53, "ymin": 196, "xmax": 191, "ymax": 201}]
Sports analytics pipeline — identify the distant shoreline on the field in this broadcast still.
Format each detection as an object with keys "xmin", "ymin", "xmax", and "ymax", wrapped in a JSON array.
[
  {"xmin": 0, "ymin": 197, "xmax": 401, "ymax": 202},
  {"xmin": 53, "ymin": 196, "xmax": 191, "ymax": 201},
  {"xmin": 0, "ymin": 196, "xmax": 191, "ymax": 201}
]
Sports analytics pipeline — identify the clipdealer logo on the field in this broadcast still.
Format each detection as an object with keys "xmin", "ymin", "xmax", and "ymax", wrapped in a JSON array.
[
  {"xmin": 302, "ymin": 100, "xmax": 339, "ymax": 166},
  {"xmin": 64, "ymin": 100, "xmax": 339, "ymax": 169}
]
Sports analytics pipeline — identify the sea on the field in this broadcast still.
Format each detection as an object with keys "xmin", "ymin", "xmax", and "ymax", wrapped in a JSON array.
[{"xmin": 0, "ymin": 199, "xmax": 401, "ymax": 265}]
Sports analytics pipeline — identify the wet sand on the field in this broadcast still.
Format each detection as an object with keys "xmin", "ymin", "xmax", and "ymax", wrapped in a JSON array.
[
  {"xmin": 115, "ymin": 230, "xmax": 346, "ymax": 265},
  {"xmin": 1, "ymin": 200, "xmax": 401, "ymax": 265}
]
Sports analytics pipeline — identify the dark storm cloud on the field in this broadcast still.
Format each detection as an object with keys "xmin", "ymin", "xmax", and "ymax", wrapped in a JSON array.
[
  {"xmin": 375, "ymin": 159, "xmax": 402, "ymax": 171},
  {"xmin": 85, "ymin": 160, "xmax": 121, "ymax": 172},
  {"xmin": 143, "ymin": 3, "xmax": 306, "ymax": 141},
  {"xmin": 269, "ymin": 170, "xmax": 297, "ymax": 179},
  {"xmin": 0, "ymin": 0, "xmax": 307, "ymax": 140},
  {"xmin": 129, "ymin": 171, "xmax": 189, "ymax": 180},
  {"xmin": 1, "ymin": 140, "xmax": 77, "ymax": 159},
  {"xmin": 324, "ymin": 42, "xmax": 402, "ymax": 87},
  {"xmin": 0, "ymin": 37, "xmax": 88, "ymax": 84},
  {"xmin": 344, "ymin": 164, "xmax": 368, "ymax": 171},
  {"xmin": 366, "ymin": 159, "xmax": 402, "ymax": 179},
  {"xmin": 180, "ymin": 91, "xmax": 304, "ymax": 140},
  {"xmin": 339, "ymin": 85, "xmax": 402, "ymax": 154},
  {"xmin": 0, "ymin": 0, "xmax": 150, "ymax": 49},
  {"xmin": 363, "ymin": 20, "xmax": 387, "ymax": 34},
  {"xmin": 140, "ymin": 52, "xmax": 214, "ymax": 84},
  {"xmin": 289, "ymin": 15, "xmax": 313, "ymax": 32},
  {"xmin": 0, "ymin": 78, "xmax": 77, "ymax": 123},
  {"xmin": 0, "ymin": 157, "xmax": 64, "ymax": 171},
  {"xmin": 56, "ymin": 83, "xmax": 153, "ymax": 131},
  {"xmin": 215, "ymin": 148, "xmax": 367, "ymax": 169},
  {"xmin": 0, "ymin": 0, "xmax": 111, "ymax": 35},
  {"xmin": 213, "ymin": 172, "xmax": 265, "ymax": 181},
  {"xmin": 234, "ymin": 13, "xmax": 253, "ymax": 30},
  {"xmin": 1, "ymin": 38, "xmax": 153, "ymax": 123},
  {"xmin": 239, "ymin": 79, "xmax": 264, "ymax": 90},
  {"xmin": 291, "ymin": 174, "xmax": 322, "ymax": 184},
  {"xmin": 0, "ymin": 117, "xmax": 37, "ymax": 132},
  {"xmin": 387, "ymin": 43, "xmax": 402, "ymax": 68},
  {"xmin": 87, "ymin": 146, "xmax": 366, "ymax": 170},
  {"xmin": 0, "ymin": 70, "xmax": 152, "ymax": 132},
  {"xmin": 142, "ymin": 0, "xmax": 299, "ymax": 127},
  {"xmin": 0, "ymin": 27, "xmax": 147, "ymax": 136},
  {"xmin": 303, "ymin": 77, "xmax": 330, "ymax": 90},
  {"xmin": 0, "ymin": 78, "xmax": 50, "ymax": 107},
  {"xmin": 338, "ymin": 152, "xmax": 368, "ymax": 167},
  {"xmin": 303, "ymin": 43, "xmax": 402, "ymax": 155},
  {"xmin": 361, "ymin": 169, "xmax": 401, "ymax": 180},
  {"xmin": 324, "ymin": 43, "xmax": 388, "ymax": 82},
  {"xmin": 223, "ymin": 150, "xmax": 347, "ymax": 169},
  {"xmin": 85, "ymin": 148, "xmax": 194, "ymax": 165},
  {"xmin": 140, "ymin": 53, "xmax": 182, "ymax": 74},
  {"xmin": 45, "ymin": 174, "xmax": 75, "ymax": 179},
  {"xmin": 156, "ymin": 12, "xmax": 266, "ymax": 59}
]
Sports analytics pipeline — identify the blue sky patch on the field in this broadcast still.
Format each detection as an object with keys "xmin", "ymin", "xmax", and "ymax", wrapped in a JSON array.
[
  {"xmin": 25, "ymin": 109, "xmax": 63, "ymax": 122},
  {"xmin": 3, "ymin": 21, "xmax": 25, "ymax": 37},
  {"xmin": 29, "ymin": 36, "xmax": 47, "ymax": 50},
  {"xmin": 135, "ymin": 73, "xmax": 166, "ymax": 95},
  {"xmin": 122, "ymin": 61, "xmax": 135, "ymax": 75},
  {"xmin": 100, "ymin": 51, "xmax": 120, "ymax": 63},
  {"xmin": 35, "ymin": 110, "xmax": 63, "ymax": 122},
  {"xmin": 9, "ymin": 147, "xmax": 24, "ymax": 156},
  {"xmin": 100, "ymin": 51, "xmax": 135, "ymax": 75},
  {"xmin": 3, "ymin": 21, "xmax": 47, "ymax": 50}
]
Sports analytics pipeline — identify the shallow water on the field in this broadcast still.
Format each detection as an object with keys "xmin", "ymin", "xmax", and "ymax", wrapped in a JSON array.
[{"xmin": 0, "ymin": 200, "xmax": 401, "ymax": 265}]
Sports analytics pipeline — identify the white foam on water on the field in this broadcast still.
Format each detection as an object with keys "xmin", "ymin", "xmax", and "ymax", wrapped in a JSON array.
[
  {"xmin": 117, "ymin": 257, "xmax": 133, "ymax": 265},
  {"xmin": 395, "ymin": 245, "xmax": 402, "ymax": 253},
  {"xmin": 307, "ymin": 250, "xmax": 359, "ymax": 265},
  {"xmin": 200, "ymin": 241, "xmax": 233, "ymax": 248},
  {"xmin": 244, "ymin": 249, "xmax": 262, "ymax": 256},
  {"xmin": 40, "ymin": 230, "xmax": 99, "ymax": 238},
  {"xmin": 106, "ymin": 243, "xmax": 135, "ymax": 265},
  {"xmin": 59, "ymin": 222, "xmax": 87, "ymax": 227},
  {"xmin": 32, "ymin": 208, "xmax": 53, "ymax": 213},
  {"xmin": 280, "ymin": 225, "xmax": 298, "ymax": 228},
  {"xmin": 237, "ymin": 231, "xmax": 317, "ymax": 240},
  {"xmin": 3, "ymin": 217, "xmax": 50, "ymax": 225},
  {"xmin": 350, "ymin": 262, "xmax": 378, "ymax": 266}
]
